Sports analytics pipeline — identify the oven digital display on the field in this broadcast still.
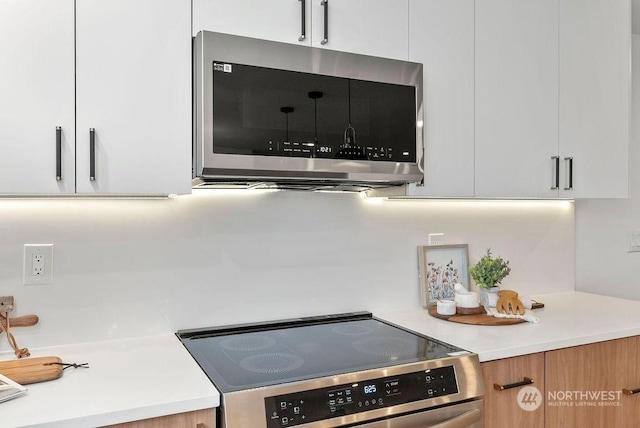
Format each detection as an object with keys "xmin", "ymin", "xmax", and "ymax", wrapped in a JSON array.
[
  {"xmin": 264, "ymin": 366, "xmax": 458, "ymax": 427},
  {"xmin": 363, "ymin": 384, "xmax": 376, "ymax": 394}
]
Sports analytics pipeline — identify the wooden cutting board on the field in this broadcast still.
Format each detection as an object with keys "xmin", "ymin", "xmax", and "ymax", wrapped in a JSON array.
[
  {"xmin": 428, "ymin": 305, "xmax": 525, "ymax": 325},
  {"xmin": 0, "ymin": 356, "xmax": 63, "ymax": 384}
]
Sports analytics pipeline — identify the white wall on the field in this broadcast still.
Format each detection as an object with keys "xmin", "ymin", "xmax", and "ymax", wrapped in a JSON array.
[
  {"xmin": 574, "ymin": 35, "xmax": 640, "ymax": 299},
  {"xmin": 0, "ymin": 190, "xmax": 573, "ymax": 352}
]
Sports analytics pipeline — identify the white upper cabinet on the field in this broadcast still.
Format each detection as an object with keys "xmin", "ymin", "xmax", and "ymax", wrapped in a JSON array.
[
  {"xmin": 0, "ymin": 0, "xmax": 75, "ymax": 194},
  {"xmin": 75, "ymin": 0, "xmax": 192, "ymax": 195},
  {"xmin": 405, "ymin": 0, "xmax": 629, "ymax": 199},
  {"xmin": 559, "ymin": 0, "xmax": 630, "ymax": 198},
  {"xmin": 192, "ymin": 0, "xmax": 312, "ymax": 45},
  {"xmin": 474, "ymin": 0, "xmax": 559, "ymax": 198},
  {"xmin": 406, "ymin": 0, "xmax": 475, "ymax": 197},
  {"xmin": 0, "ymin": 0, "xmax": 191, "ymax": 196},
  {"xmin": 192, "ymin": 0, "xmax": 408, "ymax": 60},
  {"xmin": 311, "ymin": 0, "xmax": 409, "ymax": 60}
]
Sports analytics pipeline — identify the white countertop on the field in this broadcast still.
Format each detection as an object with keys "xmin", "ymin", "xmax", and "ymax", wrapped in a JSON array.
[
  {"xmin": 0, "ymin": 334, "xmax": 219, "ymax": 428},
  {"xmin": 379, "ymin": 291, "xmax": 640, "ymax": 362},
  {"xmin": 3, "ymin": 291, "xmax": 640, "ymax": 426}
]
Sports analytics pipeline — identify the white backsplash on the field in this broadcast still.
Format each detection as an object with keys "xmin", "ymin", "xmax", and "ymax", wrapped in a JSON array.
[{"xmin": 0, "ymin": 190, "xmax": 574, "ymax": 351}]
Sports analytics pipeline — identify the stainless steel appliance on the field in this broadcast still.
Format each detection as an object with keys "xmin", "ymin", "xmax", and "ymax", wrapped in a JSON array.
[
  {"xmin": 177, "ymin": 312, "xmax": 484, "ymax": 427},
  {"xmin": 193, "ymin": 31, "xmax": 424, "ymax": 191}
]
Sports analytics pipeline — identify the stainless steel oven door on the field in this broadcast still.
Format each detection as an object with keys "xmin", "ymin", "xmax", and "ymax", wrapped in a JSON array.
[{"xmin": 357, "ymin": 399, "xmax": 483, "ymax": 428}]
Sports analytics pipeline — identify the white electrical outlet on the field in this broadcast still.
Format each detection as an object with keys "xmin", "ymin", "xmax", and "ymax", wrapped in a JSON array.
[
  {"xmin": 628, "ymin": 231, "xmax": 640, "ymax": 253},
  {"xmin": 428, "ymin": 233, "xmax": 445, "ymax": 246},
  {"xmin": 23, "ymin": 244, "xmax": 54, "ymax": 285}
]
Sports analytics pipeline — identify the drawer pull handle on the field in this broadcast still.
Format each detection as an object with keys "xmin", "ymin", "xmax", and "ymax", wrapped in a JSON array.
[
  {"xmin": 623, "ymin": 388, "xmax": 640, "ymax": 395},
  {"xmin": 494, "ymin": 377, "xmax": 534, "ymax": 391}
]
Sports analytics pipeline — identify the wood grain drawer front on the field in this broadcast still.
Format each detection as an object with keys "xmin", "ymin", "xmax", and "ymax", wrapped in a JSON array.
[
  {"xmin": 103, "ymin": 409, "xmax": 215, "ymax": 428},
  {"xmin": 545, "ymin": 336, "xmax": 640, "ymax": 427},
  {"xmin": 481, "ymin": 352, "xmax": 545, "ymax": 427}
]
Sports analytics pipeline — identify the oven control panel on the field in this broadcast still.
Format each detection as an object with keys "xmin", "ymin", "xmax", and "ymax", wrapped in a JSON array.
[{"xmin": 264, "ymin": 366, "xmax": 458, "ymax": 427}]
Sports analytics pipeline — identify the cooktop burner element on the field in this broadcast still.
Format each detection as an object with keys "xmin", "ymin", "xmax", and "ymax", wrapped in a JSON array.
[
  {"xmin": 239, "ymin": 352, "xmax": 305, "ymax": 374},
  {"xmin": 352, "ymin": 336, "xmax": 420, "ymax": 358},
  {"xmin": 330, "ymin": 323, "xmax": 375, "ymax": 336},
  {"xmin": 219, "ymin": 336, "xmax": 276, "ymax": 352}
]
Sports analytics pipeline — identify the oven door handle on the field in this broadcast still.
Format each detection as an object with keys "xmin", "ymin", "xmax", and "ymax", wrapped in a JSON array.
[{"xmin": 429, "ymin": 408, "xmax": 482, "ymax": 428}]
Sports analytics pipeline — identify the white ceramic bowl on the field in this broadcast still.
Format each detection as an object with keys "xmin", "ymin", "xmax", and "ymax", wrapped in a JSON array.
[{"xmin": 436, "ymin": 299, "xmax": 456, "ymax": 315}]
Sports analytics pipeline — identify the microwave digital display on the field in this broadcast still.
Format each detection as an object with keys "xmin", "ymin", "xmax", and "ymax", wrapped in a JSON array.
[{"xmin": 211, "ymin": 61, "xmax": 417, "ymax": 162}]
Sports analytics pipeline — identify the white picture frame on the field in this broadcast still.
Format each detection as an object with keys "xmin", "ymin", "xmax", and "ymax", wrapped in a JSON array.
[{"xmin": 418, "ymin": 244, "xmax": 470, "ymax": 307}]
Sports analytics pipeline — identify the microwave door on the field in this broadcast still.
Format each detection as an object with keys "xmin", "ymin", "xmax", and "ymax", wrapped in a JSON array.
[{"xmin": 212, "ymin": 62, "xmax": 349, "ymax": 161}]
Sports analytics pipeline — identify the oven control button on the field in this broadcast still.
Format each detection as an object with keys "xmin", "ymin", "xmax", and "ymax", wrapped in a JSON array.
[
  {"xmin": 281, "ymin": 416, "xmax": 289, "ymax": 425},
  {"xmin": 280, "ymin": 401, "xmax": 287, "ymax": 409},
  {"xmin": 293, "ymin": 406, "xmax": 300, "ymax": 414}
]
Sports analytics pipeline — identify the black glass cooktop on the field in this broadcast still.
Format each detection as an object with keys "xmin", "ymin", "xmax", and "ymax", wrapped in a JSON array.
[{"xmin": 177, "ymin": 312, "xmax": 463, "ymax": 393}]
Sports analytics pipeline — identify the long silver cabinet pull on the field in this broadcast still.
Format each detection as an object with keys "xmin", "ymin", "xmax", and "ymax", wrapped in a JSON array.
[
  {"xmin": 89, "ymin": 128, "xmax": 96, "ymax": 181},
  {"xmin": 56, "ymin": 126, "xmax": 62, "ymax": 181},
  {"xmin": 494, "ymin": 377, "xmax": 534, "ymax": 391},
  {"xmin": 320, "ymin": 0, "xmax": 328, "ymax": 45},
  {"xmin": 551, "ymin": 156, "xmax": 559, "ymax": 190},
  {"xmin": 564, "ymin": 157, "xmax": 573, "ymax": 191},
  {"xmin": 298, "ymin": 0, "xmax": 306, "ymax": 41}
]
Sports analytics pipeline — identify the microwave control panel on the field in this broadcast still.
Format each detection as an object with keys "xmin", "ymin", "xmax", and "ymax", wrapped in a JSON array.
[
  {"xmin": 267, "ymin": 141, "xmax": 395, "ymax": 161},
  {"xmin": 264, "ymin": 366, "xmax": 458, "ymax": 427}
]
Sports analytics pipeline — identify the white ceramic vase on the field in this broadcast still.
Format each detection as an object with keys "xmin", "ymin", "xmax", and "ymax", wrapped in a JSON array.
[{"xmin": 479, "ymin": 286, "xmax": 500, "ymax": 307}]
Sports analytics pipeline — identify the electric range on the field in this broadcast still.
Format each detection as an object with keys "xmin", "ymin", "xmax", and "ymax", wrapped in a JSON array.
[{"xmin": 177, "ymin": 312, "xmax": 484, "ymax": 427}]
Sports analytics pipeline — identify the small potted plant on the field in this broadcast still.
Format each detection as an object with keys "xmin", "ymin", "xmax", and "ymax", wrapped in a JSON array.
[{"xmin": 469, "ymin": 248, "xmax": 511, "ymax": 306}]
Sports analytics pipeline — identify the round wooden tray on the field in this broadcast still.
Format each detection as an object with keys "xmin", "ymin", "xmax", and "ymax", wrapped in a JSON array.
[{"xmin": 428, "ymin": 305, "xmax": 525, "ymax": 325}]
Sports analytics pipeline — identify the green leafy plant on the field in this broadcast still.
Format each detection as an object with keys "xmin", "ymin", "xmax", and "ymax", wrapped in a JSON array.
[{"xmin": 468, "ymin": 249, "xmax": 511, "ymax": 289}]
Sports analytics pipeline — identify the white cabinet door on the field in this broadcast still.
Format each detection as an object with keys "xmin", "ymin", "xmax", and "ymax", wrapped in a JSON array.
[
  {"xmin": 559, "ymin": 0, "xmax": 630, "ymax": 198},
  {"xmin": 0, "ymin": 0, "xmax": 75, "ymax": 194},
  {"xmin": 475, "ymin": 0, "xmax": 559, "ymax": 198},
  {"xmin": 406, "ymin": 0, "xmax": 474, "ymax": 197},
  {"xmin": 192, "ymin": 0, "xmax": 311, "ymax": 45},
  {"xmin": 311, "ymin": 0, "xmax": 408, "ymax": 60},
  {"xmin": 76, "ymin": 0, "xmax": 192, "ymax": 195}
]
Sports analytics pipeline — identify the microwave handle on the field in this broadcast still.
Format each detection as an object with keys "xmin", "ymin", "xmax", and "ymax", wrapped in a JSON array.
[
  {"xmin": 320, "ymin": 0, "xmax": 328, "ymax": 44},
  {"xmin": 429, "ymin": 408, "xmax": 482, "ymax": 428},
  {"xmin": 298, "ymin": 0, "xmax": 306, "ymax": 41}
]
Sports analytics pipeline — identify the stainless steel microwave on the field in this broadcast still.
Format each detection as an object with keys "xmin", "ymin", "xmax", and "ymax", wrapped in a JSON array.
[{"xmin": 193, "ymin": 31, "xmax": 424, "ymax": 191}]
